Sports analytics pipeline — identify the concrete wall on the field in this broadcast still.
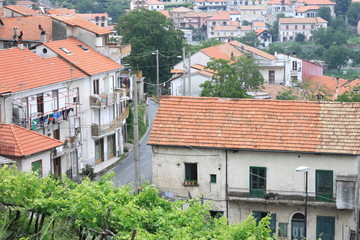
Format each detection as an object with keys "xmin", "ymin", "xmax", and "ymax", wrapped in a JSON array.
[
  {"xmin": 17, "ymin": 151, "xmax": 52, "ymax": 177},
  {"xmin": 152, "ymin": 146, "xmax": 359, "ymax": 239}
]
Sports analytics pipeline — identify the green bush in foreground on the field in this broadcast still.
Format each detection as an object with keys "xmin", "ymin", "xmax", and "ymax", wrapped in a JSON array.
[{"xmin": 0, "ymin": 166, "xmax": 275, "ymax": 239}]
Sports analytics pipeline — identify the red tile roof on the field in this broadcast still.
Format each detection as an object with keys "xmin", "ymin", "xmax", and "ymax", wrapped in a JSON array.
[
  {"xmin": 0, "ymin": 124, "xmax": 63, "ymax": 157},
  {"xmin": 200, "ymin": 42, "xmax": 244, "ymax": 61},
  {"xmin": 0, "ymin": 16, "xmax": 52, "ymax": 42},
  {"xmin": 149, "ymin": 96, "xmax": 360, "ymax": 155},
  {"xmin": 296, "ymin": 5, "xmax": 320, "ymax": 12},
  {"xmin": 47, "ymin": 8, "xmax": 76, "ymax": 15},
  {"xmin": 4, "ymin": 5, "xmax": 38, "ymax": 16},
  {"xmin": 267, "ymin": 0, "xmax": 291, "ymax": 4},
  {"xmin": 307, "ymin": 75, "xmax": 348, "ymax": 98},
  {"xmin": 77, "ymin": 13, "xmax": 109, "ymax": 20},
  {"xmin": 279, "ymin": 17, "xmax": 327, "ymax": 24},
  {"xmin": 43, "ymin": 38, "xmax": 123, "ymax": 75},
  {"xmin": 0, "ymin": 47, "xmax": 86, "ymax": 94},
  {"xmin": 298, "ymin": 0, "xmax": 335, "ymax": 4},
  {"xmin": 0, "ymin": 7, "xmax": 4, "ymax": 18},
  {"xmin": 51, "ymin": 15, "xmax": 111, "ymax": 35},
  {"xmin": 229, "ymin": 41, "xmax": 277, "ymax": 60},
  {"xmin": 159, "ymin": 10, "xmax": 170, "ymax": 18}
]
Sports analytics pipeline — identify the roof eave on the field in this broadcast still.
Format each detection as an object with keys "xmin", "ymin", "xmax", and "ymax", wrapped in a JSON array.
[{"xmin": 148, "ymin": 143, "xmax": 360, "ymax": 156}]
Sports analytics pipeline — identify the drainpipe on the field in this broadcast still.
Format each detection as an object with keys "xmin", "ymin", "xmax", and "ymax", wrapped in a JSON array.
[{"xmin": 226, "ymin": 150, "xmax": 229, "ymax": 220}]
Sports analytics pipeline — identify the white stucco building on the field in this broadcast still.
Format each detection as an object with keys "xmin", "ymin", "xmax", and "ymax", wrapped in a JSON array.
[
  {"xmin": 279, "ymin": 17, "xmax": 328, "ymax": 42},
  {"xmin": 149, "ymin": 96, "xmax": 360, "ymax": 240}
]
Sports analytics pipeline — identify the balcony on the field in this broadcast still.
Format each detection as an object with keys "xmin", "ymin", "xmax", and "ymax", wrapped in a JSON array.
[
  {"xmin": 227, "ymin": 188, "xmax": 337, "ymax": 208},
  {"xmin": 90, "ymin": 93, "xmax": 108, "ymax": 108},
  {"xmin": 91, "ymin": 118, "xmax": 122, "ymax": 137}
]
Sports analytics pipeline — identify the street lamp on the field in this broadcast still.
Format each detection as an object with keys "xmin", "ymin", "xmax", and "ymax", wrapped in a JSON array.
[{"xmin": 296, "ymin": 166, "xmax": 310, "ymax": 239}]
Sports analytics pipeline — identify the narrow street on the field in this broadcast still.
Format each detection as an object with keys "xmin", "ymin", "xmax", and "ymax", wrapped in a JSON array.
[{"xmin": 106, "ymin": 99, "xmax": 159, "ymax": 188}]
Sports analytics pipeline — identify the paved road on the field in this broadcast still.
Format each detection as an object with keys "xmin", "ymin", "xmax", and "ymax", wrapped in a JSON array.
[{"xmin": 108, "ymin": 99, "xmax": 159, "ymax": 188}]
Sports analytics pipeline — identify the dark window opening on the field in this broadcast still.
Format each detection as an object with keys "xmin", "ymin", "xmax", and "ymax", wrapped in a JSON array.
[{"xmin": 210, "ymin": 174, "xmax": 217, "ymax": 183}]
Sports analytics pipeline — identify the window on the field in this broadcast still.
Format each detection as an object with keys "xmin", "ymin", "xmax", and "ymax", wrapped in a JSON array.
[
  {"xmin": 209, "ymin": 210, "xmax": 223, "ymax": 218},
  {"xmin": 93, "ymin": 79, "xmax": 100, "ymax": 95},
  {"xmin": 303, "ymin": 25, "xmax": 305, "ymax": 29},
  {"xmin": 250, "ymin": 166, "xmax": 266, "ymax": 198},
  {"xmin": 37, "ymin": 94, "xmax": 44, "ymax": 114},
  {"xmin": 210, "ymin": 174, "xmax": 217, "ymax": 183},
  {"xmin": 31, "ymin": 160, "xmax": 42, "ymax": 177},
  {"xmin": 292, "ymin": 61, "xmax": 298, "ymax": 71},
  {"xmin": 286, "ymin": 25, "xmax": 289, "ymax": 30},
  {"xmin": 295, "ymin": 25, "xmax": 298, "ymax": 30},
  {"xmin": 279, "ymin": 222, "xmax": 288, "ymax": 237},
  {"xmin": 253, "ymin": 211, "xmax": 276, "ymax": 235},
  {"xmin": 316, "ymin": 170, "xmax": 333, "ymax": 202},
  {"xmin": 316, "ymin": 216, "xmax": 335, "ymax": 240},
  {"xmin": 269, "ymin": 70, "xmax": 275, "ymax": 84},
  {"xmin": 184, "ymin": 163, "xmax": 197, "ymax": 185}
]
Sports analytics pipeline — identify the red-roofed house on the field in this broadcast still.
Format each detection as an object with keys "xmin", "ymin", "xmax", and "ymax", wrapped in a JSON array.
[
  {"xmin": 0, "ymin": 39, "xmax": 129, "ymax": 178},
  {"xmin": 169, "ymin": 7, "xmax": 193, "ymax": 28},
  {"xmin": 150, "ymin": 95, "xmax": 360, "ymax": 240},
  {"xmin": 267, "ymin": 0, "xmax": 294, "ymax": 17},
  {"xmin": 255, "ymin": 29, "xmax": 272, "ymax": 48},
  {"xmin": 298, "ymin": 0, "xmax": 335, "ymax": 16},
  {"xmin": 0, "ymin": 15, "xmax": 52, "ymax": 49},
  {"xmin": 295, "ymin": 5, "xmax": 319, "ymax": 18},
  {"xmin": 4, "ymin": 4, "xmax": 38, "ymax": 17},
  {"xmin": 279, "ymin": 17, "xmax": 327, "ymax": 42},
  {"xmin": 194, "ymin": 0, "xmax": 227, "ymax": 12},
  {"xmin": 51, "ymin": 15, "xmax": 129, "ymax": 64},
  {"xmin": 77, "ymin": 13, "xmax": 110, "ymax": 27},
  {"xmin": 0, "ymin": 123, "xmax": 63, "ymax": 176}
]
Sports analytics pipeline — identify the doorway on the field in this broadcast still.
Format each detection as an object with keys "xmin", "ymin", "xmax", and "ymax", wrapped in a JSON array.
[{"xmin": 291, "ymin": 213, "xmax": 305, "ymax": 240}]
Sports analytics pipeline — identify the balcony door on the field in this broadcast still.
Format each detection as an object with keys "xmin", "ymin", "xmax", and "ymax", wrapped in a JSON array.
[{"xmin": 95, "ymin": 139, "xmax": 104, "ymax": 164}]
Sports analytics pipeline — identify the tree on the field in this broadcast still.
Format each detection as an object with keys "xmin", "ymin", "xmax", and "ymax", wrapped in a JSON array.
[
  {"xmin": 0, "ymin": 166, "xmax": 276, "ymax": 239},
  {"xmin": 317, "ymin": 7, "xmax": 332, "ymax": 22},
  {"xmin": 295, "ymin": 33, "xmax": 306, "ymax": 43},
  {"xmin": 338, "ymin": 87, "xmax": 360, "ymax": 102},
  {"xmin": 276, "ymin": 89, "xmax": 298, "ymax": 100},
  {"xmin": 242, "ymin": 20, "xmax": 250, "ymax": 26},
  {"xmin": 200, "ymin": 57, "xmax": 264, "ymax": 98},
  {"xmin": 335, "ymin": 0, "xmax": 351, "ymax": 18},
  {"xmin": 117, "ymin": 9, "xmax": 185, "ymax": 92},
  {"xmin": 346, "ymin": 3, "xmax": 360, "ymax": 26},
  {"xmin": 323, "ymin": 45, "xmax": 351, "ymax": 70},
  {"xmin": 236, "ymin": 32, "xmax": 259, "ymax": 47},
  {"xmin": 312, "ymin": 27, "xmax": 347, "ymax": 48}
]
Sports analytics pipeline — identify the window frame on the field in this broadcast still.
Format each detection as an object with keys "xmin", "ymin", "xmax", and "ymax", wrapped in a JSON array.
[
  {"xmin": 316, "ymin": 170, "xmax": 333, "ymax": 202},
  {"xmin": 184, "ymin": 162, "xmax": 198, "ymax": 185},
  {"xmin": 249, "ymin": 166, "xmax": 266, "ymax": 198}
]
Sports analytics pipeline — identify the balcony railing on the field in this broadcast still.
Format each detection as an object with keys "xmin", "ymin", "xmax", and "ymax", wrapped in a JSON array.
[
  {"xmin": 90, "ymin": 93, "xmax": 108, "ymax": 108},
  {"xmin": 227, "ymin": 188, "xmax": 337, "ymax": 208},
  {"xmin": 91, "ymin": 118, "xmax": 122, "ymax": 137}
]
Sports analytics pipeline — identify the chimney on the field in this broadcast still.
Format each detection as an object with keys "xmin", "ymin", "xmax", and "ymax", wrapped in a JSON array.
[
  {"xmin": 39, "ymin": 25, "xmax": 46, "ymax": 42},
  {"xmin": 335, "ymin": 77, "xmax": 339, "ymax": 98}
]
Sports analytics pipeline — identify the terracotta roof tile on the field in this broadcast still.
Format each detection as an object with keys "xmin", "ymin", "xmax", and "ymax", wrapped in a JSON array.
[
  {"xmin": 298, "ymin": 0, "xmax": 335, "ymax": 4},
  {"xmin": 159, "ymin": 10, "xmax": 170, "ymax": 18},
  {"xmin": 47, "ymin": 8, "xmax": 76, "ymax": 15},
  {"xmin": 77, "ymin": 13, "xmax": 109, "ymax": 20},
  {"xmin": 279, "ymin": 17, "xmax": 327, "ymax": 24},
  {"xmin": 267, "ymin": 0, "xmax": 291, "ymax": 4},
  {"xmin": 43, "ymin": 38, "xmax": 123, "ymax": 75},
  {"xmin": 0, "ymin": 124, "xmax": 63, "ymax": 157},
  {"xmin": 200, "ymin": 42, "xmax": 244, "ymax": 61},
  {"xmin": 0, "ymin": 7, "xmax": 4, "ymax": 18},
  {"xmin": 149, "ymin": 96, "xmax": 360, "ymax": 155},
  {"xmin": 4, "ymin": 5, "xmax": 38, "ymax": 16},
  {"xmin": 254, "ymin": 28, "xmax": 266, "ymax": 35},
  {"xmin": 147, "ymin": 0, "xmax": 164, "ymax": 5},
  {"xmin": 229, "ymin": 41, "xmax": 276, "ymax": 60},
  {"xmin": 0, "ymin": 16, "xmax": 52, "ymax": 42},
  {"xmin": 0, "ymin": 47, "xmax": 86, "ymax": 94},
  {"xmin": 296, "ymin": 5, "xmax": 320, "ymax": 12},
  {"xmin": 307, "ymin": 75, "xmax": 348, "ymax": 98},
  {"xmin": 51, "ymin": 15, "xmax": 111, "ymax": 35},
  {"xmin": 170, "ymin": 6, "xmax": 192, "ymax": 12},
  {"xmin": 253, "ymin": 22, "xmax": 266, "ymax": 27},
  {"xmin": 214, "ymin": 25, "xmax": 238, "ymax": 30}
]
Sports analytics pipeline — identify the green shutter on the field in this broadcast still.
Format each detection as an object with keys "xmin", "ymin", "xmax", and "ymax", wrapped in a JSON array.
[
  {"xmin": 316, "ymin": 216, "xmax": 335, "ymax": 240},
  {"xmin": 31, "ymin": 160, "xmax": 42, "ymax": 177},
  {"xmin": 250, "ymin": 167, "xmax": 266, "ymax": 198},
  {"xmin": 316, "ymin": 170, "xmax": 333, "ymax": 202}
]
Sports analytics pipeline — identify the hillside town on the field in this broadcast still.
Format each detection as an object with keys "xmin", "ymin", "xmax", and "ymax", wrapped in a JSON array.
[{"xmin": 0, "ymin": 0, "xmax": 360, "ymax": 238}]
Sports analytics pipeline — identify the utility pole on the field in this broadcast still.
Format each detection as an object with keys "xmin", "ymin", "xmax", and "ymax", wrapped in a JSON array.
[
  {"xmin": 133, "ymin": 74, "xmax": 140, "ymax": 193},
  {"xmin": 187, "ymin": 53, "xmax": 191, "ymax": 96},
  {"xmin": 182, "ymin": 47, "xmax": 186, "ymax": 96},
  {"xmin": 155, "ymin": 49, "xmax": 160, "ymax": 99}
]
